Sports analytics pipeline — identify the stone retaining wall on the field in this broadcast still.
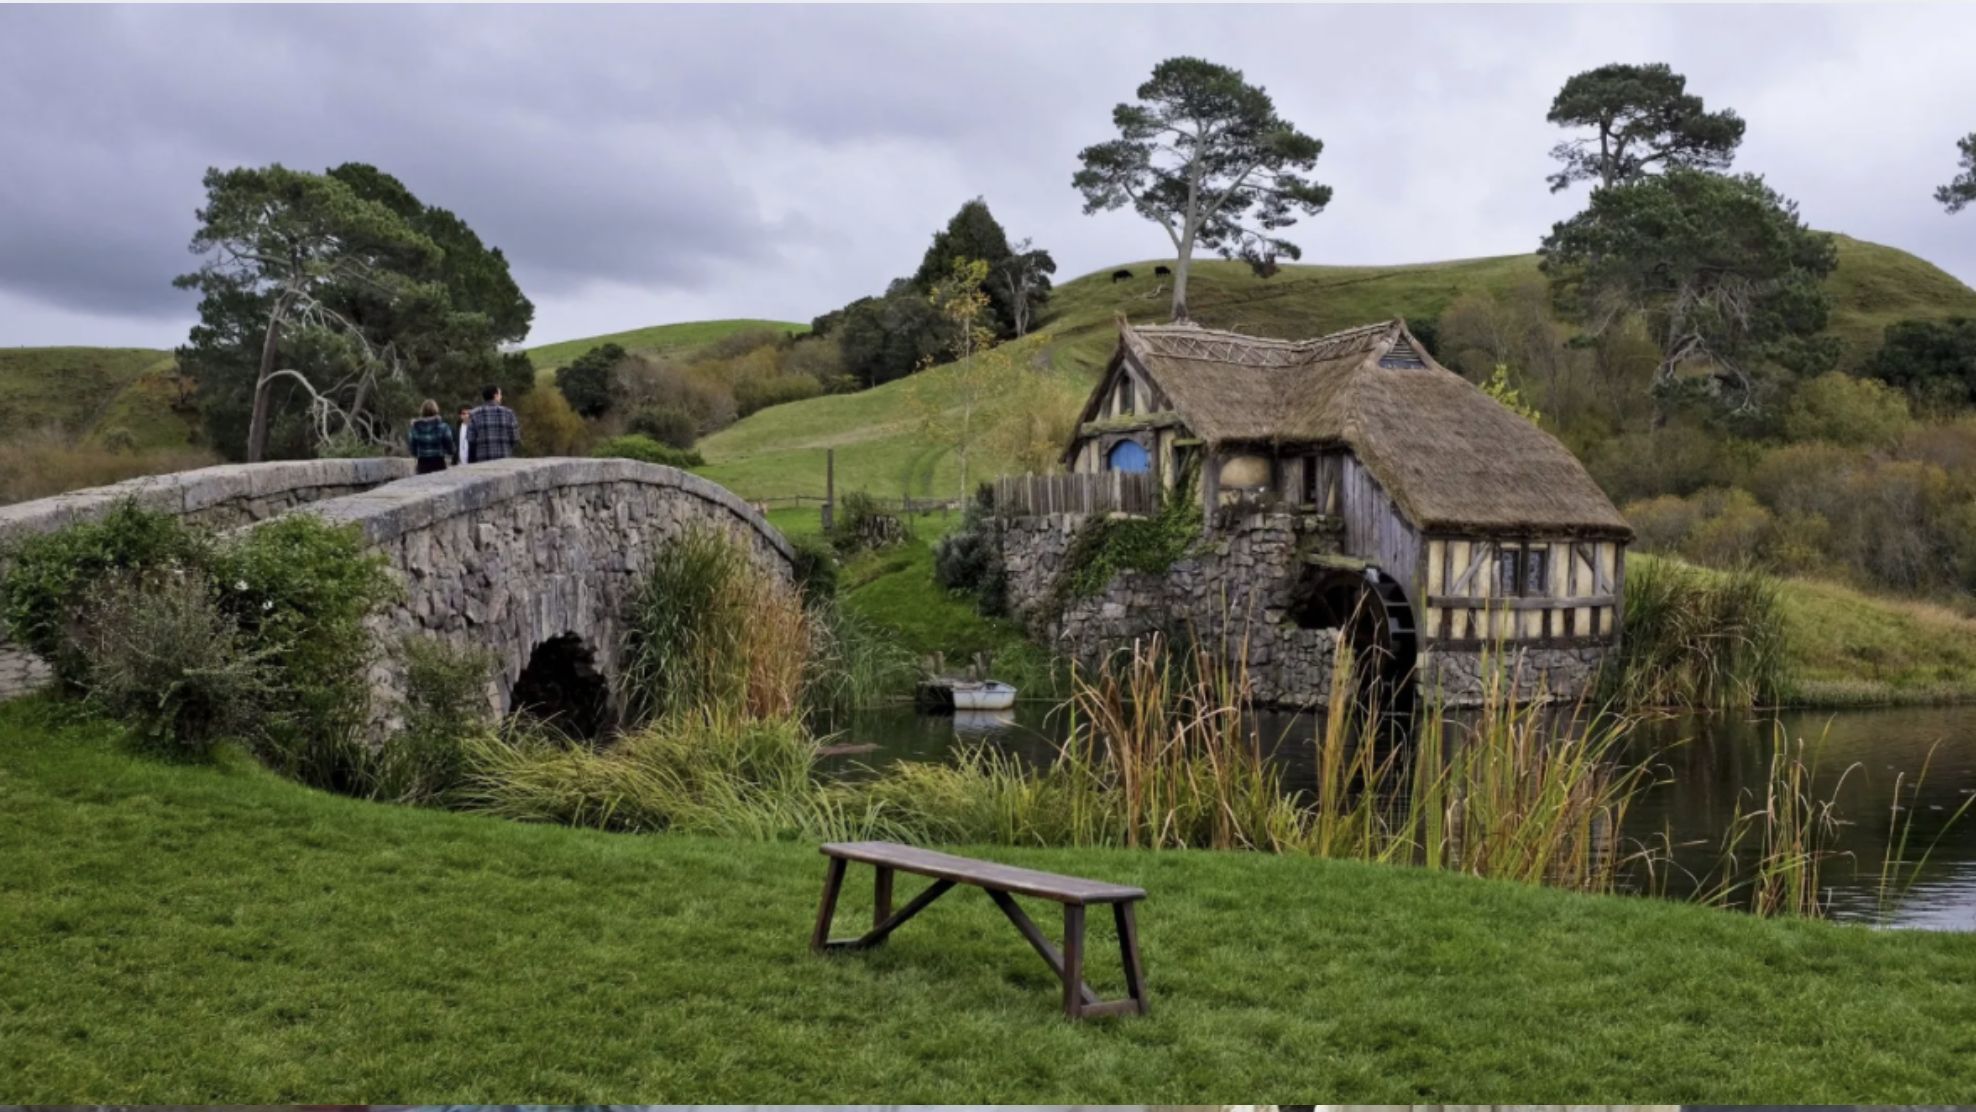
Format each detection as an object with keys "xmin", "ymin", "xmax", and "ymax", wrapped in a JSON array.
[
  {"xmin": 0, "ymin": 459, "xmax": 414, "ymax": 701},
  {"xmin": 998, "ymin": 509, "xmax": 1609, "ymax": 707},
  {"xmin": 999, "ymin": 510, "xmax": 1343, "ymax": 707}
]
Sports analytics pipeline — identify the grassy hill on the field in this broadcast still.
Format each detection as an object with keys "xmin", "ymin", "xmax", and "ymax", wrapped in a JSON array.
[
  {"xmin": 524, "ymin": 317, "xmax": 807, "ymax": 373},
  {"xmin": 0, "ymin": 345, "xmax": 192, "ymax": 450},
  {"xmin": 698, "ymin": 236, "xmax": 1976, "ymax": 504}
]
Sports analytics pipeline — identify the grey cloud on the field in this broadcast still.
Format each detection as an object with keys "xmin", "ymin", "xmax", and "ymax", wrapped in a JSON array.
[{"xmin": 1, "ymin": 4, "xmax": 1973, "ymax": 348}]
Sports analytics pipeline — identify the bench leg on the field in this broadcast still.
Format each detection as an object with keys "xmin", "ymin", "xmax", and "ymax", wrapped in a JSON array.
[
  {"xmin": 1061, "ymin": 904, "xmax": 1086, "ymax": 1020},
  {"xmin": 1115, "ymin": 900, "xmax": 1148, "ymax": 1015},
  {"xmin": 810, "ymin": 856, "xmax": 847, "ymax": 953},
  {"xmin": 874, "ymin": 865, "xmax": 894, "ymax": 929}
]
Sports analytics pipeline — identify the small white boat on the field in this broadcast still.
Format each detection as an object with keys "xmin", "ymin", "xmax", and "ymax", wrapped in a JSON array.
[{"xmin": 948, "ymin": 680, "xmax": 1018, "ymax": 711}]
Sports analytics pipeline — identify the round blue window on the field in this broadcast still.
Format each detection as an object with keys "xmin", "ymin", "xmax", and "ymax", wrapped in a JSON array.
[{"xmin": 1107, "ymin": 440, "xmax": 1150, "ymax": 473}]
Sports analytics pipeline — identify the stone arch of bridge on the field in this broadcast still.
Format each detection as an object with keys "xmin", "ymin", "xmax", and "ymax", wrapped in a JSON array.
[{"xmin": 272, "ymin": 457, "xmax": 796, "ymax": 733}]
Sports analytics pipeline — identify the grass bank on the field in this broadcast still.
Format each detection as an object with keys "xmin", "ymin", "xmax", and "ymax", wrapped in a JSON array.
[
  {"xmin": 4, "ymin": 699, "xmax": 1975, "ymax": 1101},
  {"xmin": 524, "ymin": 318, "xmax": 806, "ymax": 374},
  {"xmin": 1776, "ymin": 571, "xmax": 1976, "ymax": 705}
]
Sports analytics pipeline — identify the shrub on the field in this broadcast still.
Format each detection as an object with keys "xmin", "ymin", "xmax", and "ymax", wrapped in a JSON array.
[
  {"xmin": 0, "ymin": 500, "xmax": 213, "ymax": 687},
  {"xmin": 734, "ymin": 373, "xmax": 823, "ymax": 417},
  {"xmin": 1056, "ymin": 484, "xmax": 1200, "ymax": 600},
  {"xmin": 377, "ymin": 635, "xmax": 497, "ymax": 804},
  {"xmin": 76, "ymin": 572, "xmax": 273, "ymax": 758},
  {"xmin": 932, "ymin": 497, "xmax": 1008, "ymax": 615},
  {"xmin": 512, "ymin": 387, "xmax": 589, "ymax": 456},
  {"xmin": 626, "ymin": 405, "xmax": 698, "ymax": 450},
  {"xmin": 787, "ymin": 533, "xmax": 840, "ymax": 606},
  {"xmin": 591, "ymin": 434, "xmax": 704, "ymax": 469},
  {"xmin": 829, "ymin": 491, "xmax": 907, "ymax": 554},
  {"xmin": 556, "ymin": 342, "xmax": 624, "ymax": 417},
  {"xmin": 209, "ymin": 515, "xmax": 398, "ymax": 788},
  {"xmin": 2, "ymin": 504, "xmax": 396, "ymax": 783},
  {"xmin": 1864, "ymin": 316, "xmax": 1976, "ymax": 409},
  {"xmin": 1783, "ymin": 371, "xmax": 1912, "ymax": 449}
]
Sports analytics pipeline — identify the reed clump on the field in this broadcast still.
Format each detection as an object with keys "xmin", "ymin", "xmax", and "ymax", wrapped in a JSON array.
[
  {"xmin": 461, "ymin": 710, "xmax": 901, "ymax": 841},
  {"xmin": 1600, "ymin": 556, "xmax": 1786, "ymax": 710},
  {"xmin": 616, "ymin": 527, "xmax": 810, "ymax": 725},
  {"xmin": 1698, "ymin": 728, "xmax": 1852, "ymax": 918}
]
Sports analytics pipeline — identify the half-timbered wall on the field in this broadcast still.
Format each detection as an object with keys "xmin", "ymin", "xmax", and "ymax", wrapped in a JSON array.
[{"xmin": 1423, "ymin": 536, "xmax": 1624, "ymax": 646}]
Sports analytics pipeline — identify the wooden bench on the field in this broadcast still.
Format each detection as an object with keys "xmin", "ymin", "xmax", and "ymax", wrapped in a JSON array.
[{"xmin": 810, "ymin": 840, "xmax": 1148, "ymax": 1020}]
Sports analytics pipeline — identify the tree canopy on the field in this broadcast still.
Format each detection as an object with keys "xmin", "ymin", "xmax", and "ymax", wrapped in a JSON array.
[
  {"xmin": 910, "ymin": 198, "xmax": 1055, "ymax": 340},
  {"xmin": 1545, "ymin": 63, "xmax": 1745, "ymax": 193},
  {"xmin": 1540, "ymin": 168, "xmax": 1837, "ymax": 410},
  {"xmin": 1864, "ymin": 317, "xmax": 1976, "ymax": 408},
  {"xmin": 176, "ymin": 163, "xmax": 534, "ymax": 461},
  {"xmin": 1937, "ymin": 132, "xmax": 1976, "ymax": 214},
  {"xmin": 1073, "ymin": 56, "xmax": 1330, "ymax": 321},
  {"xmin": 556, "ymin": 342, "xmax": 626, "ymax": 418}
]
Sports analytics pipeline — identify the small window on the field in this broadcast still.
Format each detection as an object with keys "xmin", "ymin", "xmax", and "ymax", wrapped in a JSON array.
[
  {"xmin": 1494, "ymin": 544, "xmax": 1551, "ymax": 597},
  {"xmin": 1523, "ymin": 547, "xmax": 1550, "ymax": 597},
  {"xmin": 1118, "ymin": 375, "xmax": 1135, "ymax": 415}
]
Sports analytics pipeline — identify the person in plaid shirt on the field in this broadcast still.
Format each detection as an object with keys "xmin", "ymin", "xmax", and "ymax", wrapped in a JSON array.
[
  {"xmin": 406, "ymin": 399, "xmax": 457, "ymax": 474},
  {"xmin": 465, "ymin": 384, "xmax": 522, "ymax": 462}
]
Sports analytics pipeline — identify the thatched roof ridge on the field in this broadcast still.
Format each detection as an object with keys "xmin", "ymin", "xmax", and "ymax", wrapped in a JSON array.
[{"xmin": 1109, "ymin": 319, "xmax": 1631, "ymax": 538}]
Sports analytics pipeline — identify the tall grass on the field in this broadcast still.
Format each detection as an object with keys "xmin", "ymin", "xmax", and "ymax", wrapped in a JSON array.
[
  {"xmin": 852, "ymin": 634, "xmax": 1657, "ymax": 894},
  {"xmin": 461, "ymin": 710, "xmax": 902, "ymax": 841},
  {"xmin": 1698, "ymin": 729, "xmax": 1852, "ymax": 918},
  {"xmin": 802, "ymin": 595, "xmax": 920, "ymax": 712},
  {"xmin": 1601, "ymin": 557, "xmax": 1786, "ymax": 710},
  {"xmin": 1876, "ymin": 740, "xmax": 1976, "ymax": 921},
  {"xmin": 617, "ymin": 528, "xmax": 808, "ymax": 725},
  {"xmin": 0, "ymin": 430, "xmax": 217, "ymax": 506}
]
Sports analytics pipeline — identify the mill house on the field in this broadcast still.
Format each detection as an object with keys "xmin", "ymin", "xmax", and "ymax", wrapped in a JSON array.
[{"xmin": 998, "ymin": 319, "xmax": 1634, "ymax": 703}]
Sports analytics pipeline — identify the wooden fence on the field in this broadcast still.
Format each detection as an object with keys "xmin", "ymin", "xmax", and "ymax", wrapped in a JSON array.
[{"xmin": 993, "ymin": 471, "xmax": 1160, "ymax": 518}]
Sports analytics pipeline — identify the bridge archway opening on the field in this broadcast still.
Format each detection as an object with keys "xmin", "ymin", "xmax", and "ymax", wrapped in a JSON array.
[{"xmin": 510, "ymin": 633, "xmax": 615, "ymax": 739}]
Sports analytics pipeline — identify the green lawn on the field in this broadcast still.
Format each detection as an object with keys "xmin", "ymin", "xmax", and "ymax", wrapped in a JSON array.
[
  {"xmin": 4, "ymin": 700, "xmax": 1976, "ymax": 1101},
  {"xmin": 524, "ymin": 318, "xmax": 807, "ymax": 373}
]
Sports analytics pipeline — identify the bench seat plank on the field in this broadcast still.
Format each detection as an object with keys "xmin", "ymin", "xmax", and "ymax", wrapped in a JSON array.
[{"xmin": 821, "ymin": 841, "xmax": 1145, "ymax": 904}]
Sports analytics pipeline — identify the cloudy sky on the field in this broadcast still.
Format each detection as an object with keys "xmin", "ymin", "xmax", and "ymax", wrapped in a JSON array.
[{"xmin": 2, "ymin": 4, "xmax": 1973, "ymax": 350}]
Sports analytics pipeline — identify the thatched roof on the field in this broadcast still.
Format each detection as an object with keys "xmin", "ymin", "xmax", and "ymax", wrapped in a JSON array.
[{"xmin": 1092, "ymin": 319, "xmax": 1631, "ymax": 538}]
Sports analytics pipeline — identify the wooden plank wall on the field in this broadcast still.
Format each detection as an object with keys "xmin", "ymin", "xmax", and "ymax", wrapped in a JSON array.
[
  {"xmin": 1337, "ymin": 454, "xmax": 1424, "ymax": 627},
  {"xmin": 993, "ymin": 472, "xmax": 1161, "ymax": 517}
]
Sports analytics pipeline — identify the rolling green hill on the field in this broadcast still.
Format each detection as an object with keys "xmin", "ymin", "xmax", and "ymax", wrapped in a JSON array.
[
  {"xmin": 524, "ymin": 317, "xmax": 807, "ymax": 373},
  {"xmin": 0, "ymin": 345, "xmax": 192, "ymax": 450},
  {"xmin": 697, "ymin": 236, "xmax": 1976, "ymax": 504}
]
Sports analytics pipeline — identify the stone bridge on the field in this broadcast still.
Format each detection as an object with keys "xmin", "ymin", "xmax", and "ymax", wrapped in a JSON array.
[{"xmin": 0, "ymin": 458, "xmax": 795, "ymax": 727}]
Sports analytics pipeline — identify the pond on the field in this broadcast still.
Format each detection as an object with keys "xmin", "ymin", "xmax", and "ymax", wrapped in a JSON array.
[{"xmin": 818, "ymin": 701, "xmax": 1976, "ymax": 930}]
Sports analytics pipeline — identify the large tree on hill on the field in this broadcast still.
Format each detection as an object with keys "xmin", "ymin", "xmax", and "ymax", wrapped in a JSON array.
[
  {"xmin": 996, "ymin": 238, "xmax": 1056, "ymax": 338},
  {"xmin": 1545, "ymin": 63, "xmax": 1745, "ymax": 193},
  {"xmin": 1938, "ymin": 132, "xmax": 1976, "ymax": 214},
  {"xmin": 911, "ymin": 198, "xmax": 1055, "ymax": 338},
  {"xmin": 1540, "ymin": 168, "xmax": 1837, "ymax": 411},
  {"xmin": 1073, "ymin": 56, "xmax": 1331, "ymax": 322},
  {"xmin": 177, "ymin": 163, "xmax": 535, "ymax": 462}
]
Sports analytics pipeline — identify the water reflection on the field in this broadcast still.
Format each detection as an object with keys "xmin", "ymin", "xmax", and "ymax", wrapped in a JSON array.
[{"xmin": 819, "ymin": 701, "xmax": 1976, "ymax": 930}]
